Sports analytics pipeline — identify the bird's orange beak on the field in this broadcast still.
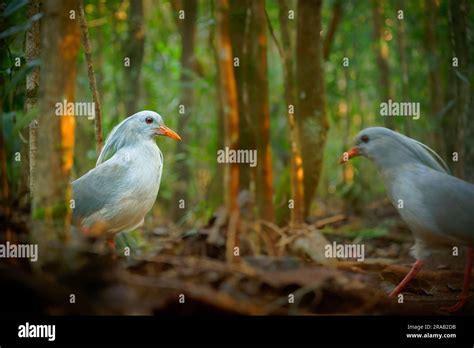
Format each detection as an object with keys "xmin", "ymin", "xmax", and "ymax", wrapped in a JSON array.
[
  {"xmin": 156, "ymin": 125, "xmax": 181, "ymax": 141},
  {"xmin": 338, "ymin": 146, "xmax": 360, "ymax": 164}
]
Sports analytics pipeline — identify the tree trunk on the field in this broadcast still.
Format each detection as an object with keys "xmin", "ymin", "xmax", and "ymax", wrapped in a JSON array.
[
  {"xmin": 32, "ymin": 0, "xmax": 79, "ymax": 241},
  {"xmin": 278, "ymin": 0, "xmax": 304, "ymax": 227},
  {"xmin": 447, "ymin": 0, "xmax": 472, "ymax": 180},
  {"xmin": 396, "ymin": 0, "xmax": 410, "ymax": 135},
  {"xmin": 18, "ymin": 0, "xmax": 41, "ymax": 209},
  {"xmin": 229, "ymin": 0, "xmax": 253, "ymax": 192},
  {"xmin": 341, "ymin": 54, "xmax": 352, "ymax": 185},
  {"xmin": 206, "ymin": 3, "xmax": 224, "ymax": 207},
  {"xmin": 216, "ymin": 0, "xmax": 240, "ymax": 262},
  {"xmin": 61, "ymin": 2, "xmax": 81, "ymax": 178},
  {"xmin": 172, "ymin": 0, "xmax": 198, "ymax": 221},
  {"xmin": 372, "ymin": 0, "xmax": 394, "ymax": 129},
  {"xmin": 323, "ymin": 0, "xmax": 342, "ymax": 61},
  {"xmin": 78, "ymin": 0, "xmax": 103, "ymax": 156},
  {"xmin": 123, "ymin": 0, "xmax": 145, "ymax": 116},
  {"xmin": 296, "ymin": 0, "xmax": 328, "ymax": 219},
  {"xmin": 247, "ymin": 0, "xmax": 277, "ymax": 254},
  {"xmin": 424, "ymin": 0, "xmax": 444, "ymax": 152},
  {"xmin": 0, "ymin": 0, "xmax": 7, "ymax": 208}
]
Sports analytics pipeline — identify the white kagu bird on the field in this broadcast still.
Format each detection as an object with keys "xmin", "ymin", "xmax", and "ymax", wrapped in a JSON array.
[
  {"xmin": 72, "ymin": 111, "xmax": 181, "ymax": 248},
  {"xmin": 340, "ymin": 127, "xmax": 474, "ymax": 312}
]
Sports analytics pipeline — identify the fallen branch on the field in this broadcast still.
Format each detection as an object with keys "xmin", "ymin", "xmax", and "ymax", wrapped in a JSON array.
[
  {"xmin": 315, "ymin": 214, "xmax": 346, "ymax": 228},
  {"xmin": 124, "ymin": 273, "xmax": 269, "ymax": 315}
]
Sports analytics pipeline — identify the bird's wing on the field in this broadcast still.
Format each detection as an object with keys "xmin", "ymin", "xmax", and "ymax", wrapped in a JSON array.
[
  {"xmin": 410, "ymin": 168, "xmax": 474, "ymax": 245},
  {"xmin": 72, "ymin": 155, "xmax": 129, "ymax": 222}
]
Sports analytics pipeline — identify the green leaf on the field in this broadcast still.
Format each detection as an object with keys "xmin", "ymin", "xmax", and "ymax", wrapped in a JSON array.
[
  {"xmin": 2, "ymin": 0, "xmax": 28, "ymax": 18},
  {"xmin": 0, "ymin": 13, "xmax": 42, "ymax": 39},
  {"xmin": 3, "ymin": 58, "xmax": 40, "ymax": 97}
]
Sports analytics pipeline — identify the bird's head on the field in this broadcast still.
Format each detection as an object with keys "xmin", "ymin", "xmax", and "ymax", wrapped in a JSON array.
[
  {"xmin": 125, "ymin": 111, "xmax": 181, "ymax": 141},
  {"xmin": 96, "ymin": 110, "xmax": 181, "ymax": 165},
  {"xmin": 339, "ymin": 127, "xmax": 449, "ymax": 173}
]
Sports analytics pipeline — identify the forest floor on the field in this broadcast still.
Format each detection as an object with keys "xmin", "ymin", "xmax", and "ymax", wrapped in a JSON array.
[{"xmin": 1, "ymin": 201, "xmax": 473, "ymax": 315}]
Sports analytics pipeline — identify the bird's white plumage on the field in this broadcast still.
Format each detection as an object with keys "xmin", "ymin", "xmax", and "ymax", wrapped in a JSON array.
[{"xmin": 72, "ymin": 111, "xmax": 166, "ymax": 237}]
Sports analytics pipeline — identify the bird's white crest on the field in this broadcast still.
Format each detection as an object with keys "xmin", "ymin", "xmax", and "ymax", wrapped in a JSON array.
[
  {"xmin": 96, "ymin": 116, "xmax": 134, "ymax": 166},
  {"xmin": 408, "ymin": 138, "xmax": 450, "ymax": 173},
  {"xmin": 357, "ymin": 127, "xmax": 449, "ymax": 174},
  {"xmin": 96, "ymin": 110, "xmax": 162, "ymax": 166}
]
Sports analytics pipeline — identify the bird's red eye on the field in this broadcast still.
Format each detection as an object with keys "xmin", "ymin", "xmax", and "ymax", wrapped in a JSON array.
[
  {"xmin": 145, "ymin": 117, "xmax": 153, "ymax": 124},
  {"xmin": 361, "ymin": 135, "xmax": 369, "ymax": 143}
]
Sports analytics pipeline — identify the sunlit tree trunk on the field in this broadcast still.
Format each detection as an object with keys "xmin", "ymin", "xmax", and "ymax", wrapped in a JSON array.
[
  {"xmin": 61, "ymin": 4, "xmax": 81, "ymax": 178},
  {"xmin": 123, "ymin": 0, "xmax": 145, "ymax": 116},
  {"xmin": 32, "ymin": 0, "xmax": 79, "ymax": 241},
  {"xmin": 372, "ymin": 0, "xmax": 394, "ymax": 129},
  {"xmin": 172, "ymin": 0, "xmax": 197, "ymax": 221},
  {"xmin": 216, "ymin": 0, "xmax": 240, "ymax": 262},
  {"xmin": 447, "ymin": 0, "xmax": 473, "ymax": 180},
  {"xmin": 296, "ymin": 0, "xmax": 328, "ymax": 219},
  {"xmin": 248, "ymin": 0, "xmax": 277, "ymax": 254},
  {"xmin": 278, "ymin": 0, "xmax": 304, "ymax": 227}
]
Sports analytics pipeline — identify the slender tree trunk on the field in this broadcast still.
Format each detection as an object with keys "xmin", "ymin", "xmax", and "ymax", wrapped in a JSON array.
[
  {"xmin": 95, "ymin": 0, "xmax": 105, "ymax": 96},
  {"xmin": 323, "ymin": 0, "xmax": 342, "ymax": 61},
  {"xmin": 206, "ymin": 3, "xmax": 224, "ymax": 207},
  {"xmin": 33, "ymin": 0, "xmax": 80, "ymax": 241},
  {"xmin": 341, "ymin": 55, "xmax": 352, "ymax": 185},
  {"xmin": 424, "ymin": 0, "xmax": 444, "ymax": 152},
  {"xmin": 396, "ymin": 0, "xmax": 410, "ymax": 135},
  {"xmin": 78, "ymin": 0, "xmax": 103, "ymax": 155},
  {"xmin": 229, "ymin": 0, "xmax": 253, "ymax": 192},
  {"xmin": 447, "ymin": 0, "xmax": 472, "ymax": 179},
  {"xmin": 296, "ymin": 0, "xmax": 328, "ymax": 219},
  {"xmin": 123, "ymin": 0, "xmax": 145, "ymax": 116},
  {"xmin": 278, "ymin": 0, "xmax": 304, "ymax": 227},
  {"xmin": 372, "ymin": 0, "xmax": 394, "ymax": 129},
  {"xmin": 216, "ymin": 0, "xmax": 240, "ymax": 262},
  {"xmin": 247, "ymin": 0, "xmax": 277, "ymax": 254},
  {"xmin": 18, "ymin": 0, "xmax": 41, "ymax": 209},
  {"xmin": 172, "ymin": 0, "xmax": 197, "ymax": 221},
  {"xmin": 0, "ymin": 0, "xmax": 7, "ymax": 208}
]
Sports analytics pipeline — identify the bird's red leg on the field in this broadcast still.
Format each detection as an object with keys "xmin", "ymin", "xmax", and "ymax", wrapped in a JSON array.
[
  {"xmin": 107, "ymin": 236, "xmax": 116, "ymax": 251},
  {"xmin": 441, "ymin": 247, "xmax": 473, "ymax": 313},
  {"xmin": 389, "ymin": 259, "xmax": 425, "ymax": 298}
]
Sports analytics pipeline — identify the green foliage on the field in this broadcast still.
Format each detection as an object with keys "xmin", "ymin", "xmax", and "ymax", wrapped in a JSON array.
[{"xmin": 115, "ymin": 230, "xmax": 147, "ymax": 254}]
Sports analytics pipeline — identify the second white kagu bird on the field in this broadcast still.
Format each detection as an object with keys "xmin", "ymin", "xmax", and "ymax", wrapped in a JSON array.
[
  {"xmin": 341, "ymin": 127, "xmax": 474, "ymax": 312},
  {"xmin": 72, "ymin": 110, "xmax": 181, "ymax": 245}
]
